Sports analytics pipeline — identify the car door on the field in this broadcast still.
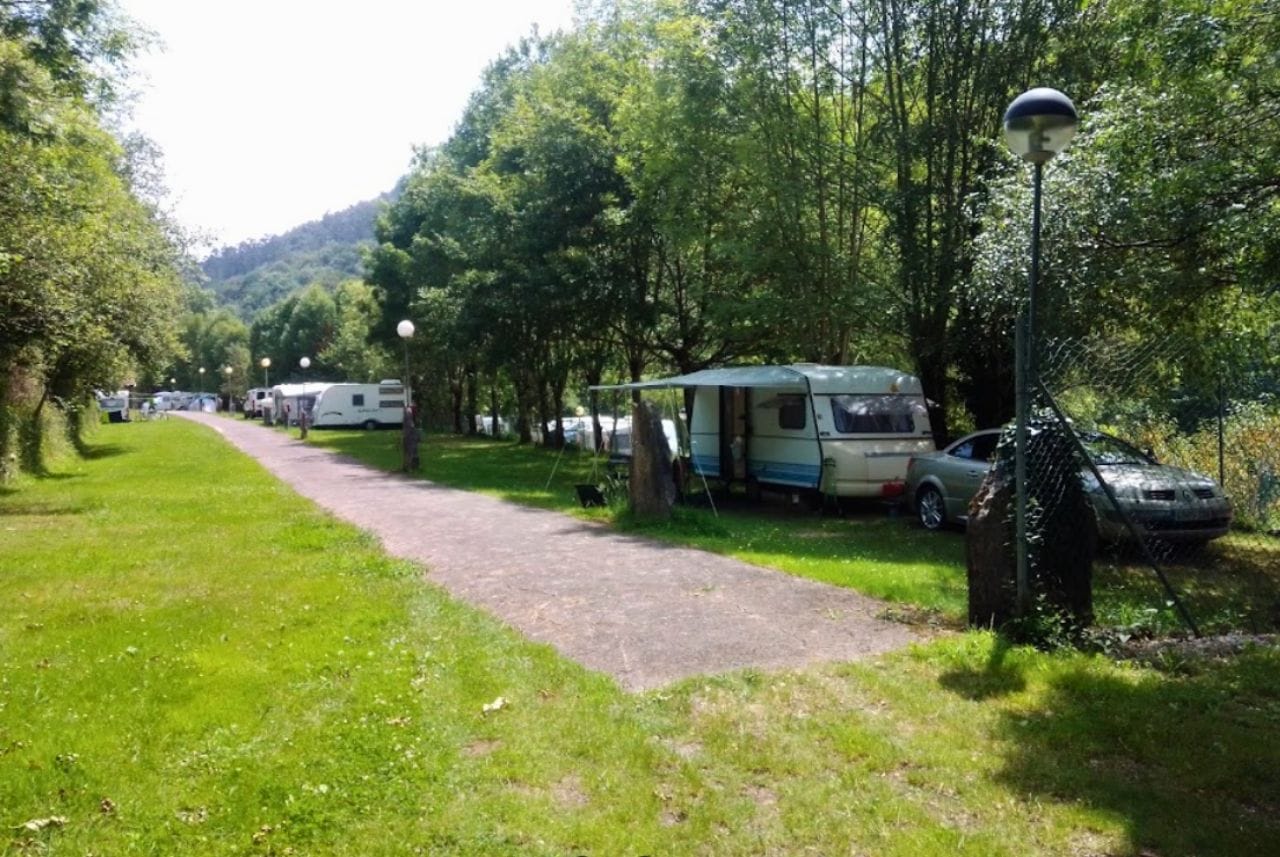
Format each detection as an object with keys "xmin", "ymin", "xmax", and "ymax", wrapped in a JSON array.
[{"xmin": 943, "ymin": 431, "xmax": 999, "ymax": 519}]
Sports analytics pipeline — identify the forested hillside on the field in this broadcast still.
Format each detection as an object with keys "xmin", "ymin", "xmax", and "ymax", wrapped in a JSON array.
[{"xmin": 201, "ymin": 194, "xmax": 392, "ymax": 317}]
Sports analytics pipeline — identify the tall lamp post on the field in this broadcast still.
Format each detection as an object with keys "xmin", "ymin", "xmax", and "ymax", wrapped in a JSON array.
[
  {"xmin": 198, "ymin": 366, "xmax": 205, "ymax": 390},
  {"xmin": 223, "ymin": 366, "xmax": 234, "ymax": 414},
  {"xmin": 396, "ymin": 320, "xmax": 418, "ymax": 471},
  {"xmin": 299, "ymin": 356, "xmax": 311, "ymax": 438},
  {"xmin": 261, "ymin": 357, "xmax": 271, "ymax": 388},
  {"xmin": 1003, "ymin": 87, "xmax": 1078, "ymax": 616}
]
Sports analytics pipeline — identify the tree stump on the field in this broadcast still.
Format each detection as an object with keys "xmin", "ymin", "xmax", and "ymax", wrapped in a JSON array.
[
  {"xmin": 966, "ymin": 419, "xmax": 1095, "ymax": 633},
  {"xmin": 629, "ymin": 400, "xmax": 674, "ymax": 519},
  {"xmin": 966, "ymin": 464, "xmax": 1018, "ymax": 629}
]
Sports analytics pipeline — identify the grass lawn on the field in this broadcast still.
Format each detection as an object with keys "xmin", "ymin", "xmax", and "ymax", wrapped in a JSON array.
[
  {"xmin": 2, "ymin": 420, "xmax": 1278, "ymax": 854},
  {"xmin": 308, "ymin": 430, "xmax": 1280, "ymax": 635}
]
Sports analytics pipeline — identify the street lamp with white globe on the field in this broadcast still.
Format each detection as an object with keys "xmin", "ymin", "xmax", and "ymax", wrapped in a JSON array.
[
  {"xmin": 397, "ymin": 320, "xmax": 419, "ymax": 471},
  {"xmin": 260, "ymin": 357, "xmax": 271, "ymax": 387},
  {"xmin": 299, "ymin": 357, "xmax": 311, "ymax": 437},
  {"xmin": 1003, "ymin": 86, "xmax": 1078, "ymax": 616},
  {"xmin": 223, "ymin": 366, "xmax": 234, "ymax": 414}
]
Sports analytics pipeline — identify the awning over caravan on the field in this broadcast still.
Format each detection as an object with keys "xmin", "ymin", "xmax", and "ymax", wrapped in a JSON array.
[{"xmin": 590, "ymin": 365, "xmax": 922, "ymax": 396}]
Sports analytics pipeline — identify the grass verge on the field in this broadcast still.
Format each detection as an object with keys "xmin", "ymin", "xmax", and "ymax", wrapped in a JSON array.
[{"xmin": 2, "ymin": 421, "xmax": 1279, "ymax": 854}]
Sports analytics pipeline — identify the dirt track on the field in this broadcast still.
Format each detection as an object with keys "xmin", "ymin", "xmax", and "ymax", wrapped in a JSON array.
[{"xmin": 183, "ymin": 413, "xmax": 918, "ymax": 690}]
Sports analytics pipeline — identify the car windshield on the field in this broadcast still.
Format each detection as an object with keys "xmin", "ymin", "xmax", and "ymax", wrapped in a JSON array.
[{"xmin": 1080, "ymin": 434, "xmax": 1151, "ymax": 466}]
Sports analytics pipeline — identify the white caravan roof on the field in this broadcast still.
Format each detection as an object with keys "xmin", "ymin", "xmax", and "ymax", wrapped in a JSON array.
[
  {"xmin": 591, "ymin": 365, "xmax": 922, "ymax": 396},
  {"xmin": 271, "ymin": 383, "xmax": 332, "ymax": 397}
]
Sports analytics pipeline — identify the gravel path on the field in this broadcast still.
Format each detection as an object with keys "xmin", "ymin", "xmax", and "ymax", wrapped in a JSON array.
[{"xmin": 184, "ymin": 413, "xmax": 919, "ymax": 690}]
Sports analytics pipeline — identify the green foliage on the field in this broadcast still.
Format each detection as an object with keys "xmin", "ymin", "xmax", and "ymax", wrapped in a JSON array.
[{"xmin": 0, "ymin": 12, "xmax": 186, "ymax": 440}]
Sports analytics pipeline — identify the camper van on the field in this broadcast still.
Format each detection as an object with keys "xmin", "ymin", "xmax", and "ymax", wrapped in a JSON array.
[
  {"xmin": 243, "ymin": 387, "xmax": 272, "ymax": 418},
  {"xmin": 309, "ymin": 381, "xmax": 407, "ymax": 430},
  {"xmin": 595, "ymin": 365, "xmax": 934, "ymax": 500}
]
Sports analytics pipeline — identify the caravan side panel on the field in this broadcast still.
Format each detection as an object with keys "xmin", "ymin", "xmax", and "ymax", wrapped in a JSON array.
[
  {"xmin": 746, "ymin": 389, "xmax": 821, "ymax": 488},
  {"xmin": 689, "ymin": 387, "xmax": 722, "ymax": 478}
]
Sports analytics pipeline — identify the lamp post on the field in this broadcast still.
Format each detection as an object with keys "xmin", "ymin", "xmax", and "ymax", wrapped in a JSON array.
[
  {"xmin": 1003, "ymin": 87, "xmax": 1078, "ymax": 616},
  {"xmin": 223, "ymin": 366, "xmax": 233, "ymax": 414},
  {"xmin": 261, "ymin": 357, "xmax": 271, "ymax": 388},
  {"xmin": 299, "ymin": 356, "xmax": 311, "ymax": 438},
  {"xmin": 396, "ymin": 320, "xmax": 418, "ymax": 471},
  {"xmin": 199, "ymin": 366, "xmax": 205, "ymax": 390}
]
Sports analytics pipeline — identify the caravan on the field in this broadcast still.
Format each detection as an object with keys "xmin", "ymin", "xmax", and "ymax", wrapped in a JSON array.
[
  {"xmin": 96, "ymin": 390, "xmax": 131, "ymax": 422},
  {"xmin": 309, "ymin": 381, "xmax": 407, "ymax": 429},
  {"xmin": 270, "ymin": 383, "xmax": 333, "ymax": 427},
  {"xmin": 595, "ymin": 365, "xmax": 934, "ymax": 500}
]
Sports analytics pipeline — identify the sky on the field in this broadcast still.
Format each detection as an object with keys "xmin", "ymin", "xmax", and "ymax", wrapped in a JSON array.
[{"xmin": 117, "ymin": 0, "xmax": 578, "ymax": 250}]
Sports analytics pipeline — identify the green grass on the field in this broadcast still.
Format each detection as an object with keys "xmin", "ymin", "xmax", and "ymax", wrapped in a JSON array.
[
  {"xmin": 307, "ymin": 430, "xmax": 1280, "ymax": 634},
  {"xmin": 3, "ymin": 421, "xmax": 1280, "ymax": 854}
]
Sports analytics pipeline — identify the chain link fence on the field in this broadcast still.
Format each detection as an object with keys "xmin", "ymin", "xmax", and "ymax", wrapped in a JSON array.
[{"xmin": 1019, "ymin": 334, "xmax": 1280, "ymax": 637}]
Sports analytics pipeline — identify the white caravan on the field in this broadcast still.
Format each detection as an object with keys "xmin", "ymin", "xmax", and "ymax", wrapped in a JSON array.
[
  {"xmin": 270, "ymin": 383, "xmax": 334, "ymax": 426},
  {"xmin": 309, "ymin": 381, "xmax": 408, "ymax": 430},
  {"xmin": 96, "ymin": 390, "xmax": 131, "ymax": 422},
  {"xmin": 594, "ymin": 365, "xmax": 934, "ymax": 500}
]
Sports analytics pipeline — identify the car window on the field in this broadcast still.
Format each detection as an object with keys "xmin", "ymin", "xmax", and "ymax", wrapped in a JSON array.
[
  {"xmin": 949, "ymin": 440, "xmax": 976, "ymax": 460},
  {"xmin": 970, "ymin": 433, "xmax": 999, "ymax": 462}
]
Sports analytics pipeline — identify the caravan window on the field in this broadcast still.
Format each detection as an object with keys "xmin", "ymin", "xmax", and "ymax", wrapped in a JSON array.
[
  {"xmin": 352, "ymin": 393, "xmax": 365, "ymax": 406},
  {"xmin": 830, "ymin": 395, "xmax": 917, "ymax": 434},
  {"xmin": 777, "ymin": 395, "xmax": 807, "ymax": 430}
]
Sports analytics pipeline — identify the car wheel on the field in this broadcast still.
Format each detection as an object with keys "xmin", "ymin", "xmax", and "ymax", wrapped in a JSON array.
[
  {"xmin": 362, "ymin": 420, "xmax": 378, "ymax": 431},
  {"xmin": 916, "ymin": 485, "xmax": 946, "ymax": 531}
]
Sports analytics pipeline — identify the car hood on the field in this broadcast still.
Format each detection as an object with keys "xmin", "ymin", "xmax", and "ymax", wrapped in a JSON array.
[{"xmin": 1084, "ymin": 463, "xmax": 1217, "ymax": 493}]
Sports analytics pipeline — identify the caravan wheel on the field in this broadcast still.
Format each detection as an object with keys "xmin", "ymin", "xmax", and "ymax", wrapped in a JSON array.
[{"xmin": 362, "ymin": 420, "xmax": 378, "ymax": 431}]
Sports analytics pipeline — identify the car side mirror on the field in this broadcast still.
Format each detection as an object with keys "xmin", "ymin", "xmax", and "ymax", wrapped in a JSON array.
[{"xmin": 1142, "ymin": 447, "xmax": 1158, "ymax": 464}]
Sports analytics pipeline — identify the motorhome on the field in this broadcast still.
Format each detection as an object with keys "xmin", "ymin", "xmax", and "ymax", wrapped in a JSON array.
[
  {"xmin": 594, "ymin": 364, "xmax": 934, "ymax": 500},
  {"xmin": 309, "ymin": 381, "xmax": 407, "ymax": 429}
]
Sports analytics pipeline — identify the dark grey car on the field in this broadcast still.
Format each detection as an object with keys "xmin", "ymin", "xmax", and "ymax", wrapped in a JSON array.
[{"xmin": 905, "ymin": 429, "xmax": 1233, "ymax": 544}]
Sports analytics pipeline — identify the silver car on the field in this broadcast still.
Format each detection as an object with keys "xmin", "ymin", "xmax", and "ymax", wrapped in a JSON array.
[{"xmin": 905, "ymin": 429, "xmax": 1233, "ymax": 544}]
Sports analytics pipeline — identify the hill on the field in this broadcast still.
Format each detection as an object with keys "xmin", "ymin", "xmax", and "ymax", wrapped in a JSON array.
[{"xmin": 201, "ymin": 193, "xmax": 392, "ymax": 317}]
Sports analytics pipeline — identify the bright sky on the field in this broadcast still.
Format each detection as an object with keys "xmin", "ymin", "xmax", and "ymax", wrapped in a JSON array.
[{"xmin": 118, "ymin": 0, "xmax": 578, "ymax": 250}]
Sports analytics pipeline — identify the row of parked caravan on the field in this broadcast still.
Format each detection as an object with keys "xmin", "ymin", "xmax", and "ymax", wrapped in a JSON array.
[{"xmin": 243, "ymin": 380, "xmax": 408, "ymax": 430}]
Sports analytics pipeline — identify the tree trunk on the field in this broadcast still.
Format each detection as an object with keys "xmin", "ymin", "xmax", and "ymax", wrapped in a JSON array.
[
  {"xmin": 629, "ymin": 400, "xmax": 674, "ymax": 520},
  {"xmin": 465, "ymin": 364, "xmax": 479, "ymax": 436},
  {"xmin": 490, "ymin": 381, "xmax": 501, "ymax": 439}
]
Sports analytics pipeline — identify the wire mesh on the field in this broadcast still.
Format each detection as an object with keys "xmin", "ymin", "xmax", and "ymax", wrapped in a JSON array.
[{"xmin": 1026, "ymin": 334, "xmax": 1280, "ymax": 636}]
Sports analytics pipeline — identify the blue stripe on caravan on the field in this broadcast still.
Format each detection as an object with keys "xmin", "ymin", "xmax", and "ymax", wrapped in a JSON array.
[
  {"xmin": 692, "ymin": 454, "xmax": 720, "ymax": 477},
  {"xmin": 692, "ymin": 455, "xmax": 821, "ymax": 488},
  {"xmin": 748, "ymin": 460, "xmax": 821, "ymax": 488}
]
